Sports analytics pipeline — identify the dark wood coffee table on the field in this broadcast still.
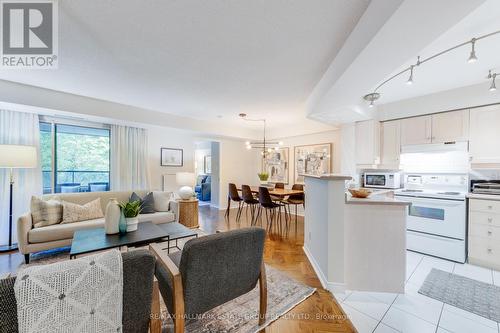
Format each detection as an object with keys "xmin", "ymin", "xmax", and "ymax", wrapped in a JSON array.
[
  {"xmin": 70, "ymin": 222, "xmax": 169, "ymax": 259},
  {"xmin": 157, "ymin": 222, "xmax": 198, "ymax": 253}
]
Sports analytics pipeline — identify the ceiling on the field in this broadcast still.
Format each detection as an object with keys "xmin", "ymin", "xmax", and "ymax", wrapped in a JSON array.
[
  {"xmin": 378, "ymin": 0, "xmax": 500, "ymax": 105},
  {"xmin": 0, "ymin": 0, "xmax": 370, "ymax": 132},
  {"xmin": 306, "ymin": 0, "xmax": 492, "ymax": 124}
]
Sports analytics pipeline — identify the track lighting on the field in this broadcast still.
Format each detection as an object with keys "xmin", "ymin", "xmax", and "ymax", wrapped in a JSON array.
[
  {"xmin": 468, "ymin": 38, "xmax": 477, "ymax": 63},
  {"xmin": 363, "ymin": 92, "xmax": 380, "ymax": 108},
  {"xmin": 407, "ymin": 65, "xmax": 414, "ymax": 85},
  {"xmin": 488, "ymin": 70, "xmax": 497, "ymax": 92},
  {"xmin": 363, "ymin": 30, "xmax": 500, "ymax": 107}
]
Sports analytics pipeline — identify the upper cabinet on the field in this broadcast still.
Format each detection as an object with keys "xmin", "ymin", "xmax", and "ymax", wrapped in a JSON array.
[
  {"xmin": 400, "ymin": 115, "xmax": 432, "ymax": 145},
  {"xmin": 470, "ymin": 105, "xmax": 500, "ymax": 164},
  {"xmin": 431, "ymin": 110, "xmax": 469, "ymax": 143},
  {"xmin": 380, "ymin": 120, "xmax": 401, "ymax": 168},
  {"xmin": 400, "ymin": 110, "xmax": 469, "ymax": 146},
  {"xmin": 355, "ymin": 120, "xmax": 380, "ymax": 166}
]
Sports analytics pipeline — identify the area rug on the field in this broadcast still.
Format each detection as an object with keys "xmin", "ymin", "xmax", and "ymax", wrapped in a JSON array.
[
  {"xmin": 419, "ymin": 268, "xmax": 500, "ymax": 322},
  {"xmin": 160, "ymin": 264, "xmax": 316, "ymax": 333}
]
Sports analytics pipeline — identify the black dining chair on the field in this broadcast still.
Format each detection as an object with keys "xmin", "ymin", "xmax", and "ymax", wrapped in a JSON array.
[
  {"xmin": 225, "ymin": 183, "xmax": 243, "ymax": 219},
  {"xmin": 256, "ymin": 187, "xmax": 287, "ymax": 233},
  {"xmin": 241, "ymin": 185, "xmax": 260, "ymax": 224},
  {"xmin": 283, "ymin": 184, "xmax": 305, "ymax": 230}
]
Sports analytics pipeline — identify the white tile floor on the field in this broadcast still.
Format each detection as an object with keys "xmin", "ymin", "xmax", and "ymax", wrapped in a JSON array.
[{"xmin": 334, "ymin": 251, "xmax": 500, "ymax": 333}]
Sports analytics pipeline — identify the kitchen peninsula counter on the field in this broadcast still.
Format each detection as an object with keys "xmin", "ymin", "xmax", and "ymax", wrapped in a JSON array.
[{"xmin": 303, "ymin": 174, "xmax": 409, "ymax": 294}]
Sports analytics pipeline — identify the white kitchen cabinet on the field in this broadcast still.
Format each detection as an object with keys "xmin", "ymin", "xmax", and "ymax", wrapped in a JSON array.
[
  {"xmin": 469, "ymin": 198, "xmax": 500, "ymax": 270},
  {"xmin": 400, "ymin": 115, "xmax": 432, "ymax": 145},
  {"xmin": 470, "ymin": 105, "xmax": 500, "ymax": 164},
  {"xmin": 431, "ymin": 110, "xmax": 469, "ymax": 143},
  {"xmin": 355, "ymin": 120, "xmax": 380, "ymax": 166},
  {"xmin": 380, "ymin": 120, "xmax": 400, "ymax": 167}
]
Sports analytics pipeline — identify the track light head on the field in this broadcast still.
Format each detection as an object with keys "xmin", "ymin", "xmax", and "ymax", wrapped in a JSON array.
[
  {"xmin": 364, "ymin": 92, "xmax": 380, "ymax": 108},
  {"xmin": 407, "ymin": 66, "xmax": 414, "ymax": 85},
  {"xmin": 490, "ymin": 74, "xmax": 497, "ymax": 92},
  {"xmin": 468, "ymin": 39, "xmax": 478, "ymax": 63}
]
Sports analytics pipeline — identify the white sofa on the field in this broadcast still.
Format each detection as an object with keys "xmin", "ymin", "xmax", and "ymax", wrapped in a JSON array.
[{"xmin": 17, "ymin": 190, "xmax": 178, "ymax": 263}]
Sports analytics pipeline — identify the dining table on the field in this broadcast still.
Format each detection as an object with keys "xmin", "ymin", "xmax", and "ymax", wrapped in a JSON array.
[{"xmin": 236, "ymin": 186, "xmax": 304, "ymax": 198}]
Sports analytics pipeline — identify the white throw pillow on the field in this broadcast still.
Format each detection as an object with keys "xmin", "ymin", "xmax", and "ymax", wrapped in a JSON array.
[
  {"xmin": 61, "ymin": 198, "xmax": 104, "ymax": 224},
  {"xmin": 31, "ymin": 196, "xmax": 63, "ymax": 228},
  {"xmin": 152, "ymin": 191, "xmax": 173, "ymax": 212}
]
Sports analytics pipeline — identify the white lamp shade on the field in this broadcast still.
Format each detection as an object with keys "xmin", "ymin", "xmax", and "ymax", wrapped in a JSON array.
[
  {"xmin": 176, "ymin": 172, "xmax": 195, "ymax": 186},
  {"xmin": 0, "ymin": 144, "xmax": 37, "ymax": 168}
]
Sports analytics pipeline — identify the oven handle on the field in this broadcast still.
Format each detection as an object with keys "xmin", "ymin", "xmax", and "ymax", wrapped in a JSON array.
[{"xmin": 394, "ymin": 196, "xmax": 465, "ymax": 207}]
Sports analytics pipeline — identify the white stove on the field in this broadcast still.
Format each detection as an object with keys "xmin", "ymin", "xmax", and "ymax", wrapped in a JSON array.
[{"xmin": 394, "ymin": 173, "xmax": 468, "ymax": 263}]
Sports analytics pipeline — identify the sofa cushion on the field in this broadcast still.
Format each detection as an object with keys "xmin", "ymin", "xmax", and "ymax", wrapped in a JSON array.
[
  {"xmin": 61, "ymin": 198, "xmax": 104, "ymax": 224},
  {"xmin": 29, "ymin": 218, "xmax": 105, "ymax": 243},
  {"xmin": 31, "ymin": 196, "xmax": 62, "ymax": 228},
  {"xmin": 130, "ymin": 192, "xmax": 155, "ymax": 214},
  {"xmin": 152, "ymin": 191, "xmax": 172, "ymax": 212},
  {"xmin": 138, "ymin": 212, "xmax": 175, "ymax": 225}
]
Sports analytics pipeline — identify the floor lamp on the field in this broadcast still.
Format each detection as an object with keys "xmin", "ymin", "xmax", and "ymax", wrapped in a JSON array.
[{"xmin": 0, "ymin": 144, "xmax": 37, "ymax": 252}]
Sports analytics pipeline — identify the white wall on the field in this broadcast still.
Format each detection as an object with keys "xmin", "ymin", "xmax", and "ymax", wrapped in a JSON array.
[{"xmin": 146, "ymin": 125, "xmax": 198, "ymax": 191}]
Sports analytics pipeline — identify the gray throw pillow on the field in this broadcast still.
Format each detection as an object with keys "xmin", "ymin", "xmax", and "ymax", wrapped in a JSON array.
[{"xmin": 130, "ymin": 192, "xmax": 155, "ymax": 214}]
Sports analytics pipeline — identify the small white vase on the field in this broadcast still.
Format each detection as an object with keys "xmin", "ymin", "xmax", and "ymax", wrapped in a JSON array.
[
  {"xmin": 105, "ymin": 198, "xmax": 120, "ymax": 234},
  {"xmin": 126, "ymin": 217, "xmax": 139, "ymax": 232},
  {"xmin": 259, "ymin": 180, "xmax": 268, "ymax": 185}
]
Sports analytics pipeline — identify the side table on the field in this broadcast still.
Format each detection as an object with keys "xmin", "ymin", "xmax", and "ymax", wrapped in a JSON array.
[{"xmin": 177, "ymin": 198, "xmax": 199, "ymax": 228}]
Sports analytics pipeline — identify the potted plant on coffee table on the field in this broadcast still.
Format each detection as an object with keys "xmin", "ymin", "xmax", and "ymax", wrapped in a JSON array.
[{"xmin": 119, "ymin": 200, "xmax": 141, "ymax": 232}]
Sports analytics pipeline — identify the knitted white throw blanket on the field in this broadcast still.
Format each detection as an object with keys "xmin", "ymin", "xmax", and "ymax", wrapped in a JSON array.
[{"xmin": 14, "ymin": 250, "xmax": 123, "ymax": 333}]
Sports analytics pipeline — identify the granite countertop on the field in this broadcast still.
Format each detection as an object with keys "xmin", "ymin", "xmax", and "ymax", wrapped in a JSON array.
[
  {"xmin": 301, "ymin": 173, "xmax": 352, "ymax": 181},
  {"xmin": 345, "ymin": 192, "xmax": 410, "ymax": 206},
  {"xmin": 466, "ymin": 193, "xmax": 500, "ymax": 201}
]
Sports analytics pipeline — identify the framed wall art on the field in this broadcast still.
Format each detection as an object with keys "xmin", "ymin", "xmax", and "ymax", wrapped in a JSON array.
[
  {"xmin": 294, "ymin": 143, "xmax": 332, "ymax": 184},
  {"xmin": 204, "ymin": 155, "xmax": 212, "ymax": 174},
  {"xmin": 263, "ymin": 147, "xmax": 289, "ymax": 184},
  {"xmin": 161, "ymin": 148, "xmax": 183, "ymax": 167}
]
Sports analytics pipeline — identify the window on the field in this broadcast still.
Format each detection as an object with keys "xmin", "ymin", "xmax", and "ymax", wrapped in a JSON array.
[{"xmin": 40, "ymin": 121, "xmax": 110, "ymax": 193}]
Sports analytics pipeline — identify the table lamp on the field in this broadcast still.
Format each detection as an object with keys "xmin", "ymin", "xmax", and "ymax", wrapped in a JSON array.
[
  {"xmin": 0, "ymin": 144, "xmax": 37, "ymax": 252},
  {"xmin": 176, "ymin": 172, "xmax": 195, "ymax": 200}
]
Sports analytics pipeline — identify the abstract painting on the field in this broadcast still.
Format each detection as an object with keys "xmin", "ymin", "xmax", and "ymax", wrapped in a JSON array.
[
  {"xmin": 263, "ymin": 148, "xmax": 289, "ymax": 184},
  {"xmin": 294, "ymin": 143, "xmax": 332, "ymax": 184}
]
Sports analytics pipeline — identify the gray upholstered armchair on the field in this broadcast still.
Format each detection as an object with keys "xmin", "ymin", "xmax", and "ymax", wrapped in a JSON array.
[
  {"xmin": 0, "ymin": 250, "xmax": 161, "ymax": 333},
  {"xmin": 150, "ymin": 227, "xmax": 267, "ymax": 333}
]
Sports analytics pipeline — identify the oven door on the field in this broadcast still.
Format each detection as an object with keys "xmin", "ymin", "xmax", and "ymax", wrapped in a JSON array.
[{"xmin": 395, "ymin": 196, "xmax": 466, "ymax": 240}]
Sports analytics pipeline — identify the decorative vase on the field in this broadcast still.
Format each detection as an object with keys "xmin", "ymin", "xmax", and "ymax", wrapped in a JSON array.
[
  {"xmin": 104, "ymin": 198, "xmax": 120, "ymax": 234},
  {"xmin": 119, "ymin": 210, "xmax": 127, "ymax": 234},
  {"xmin": 126, "ymin": 217, "xmax": 139, "ymax": 232},
  {"xmin": 259, "ymin": 180, "xmax": 268, "ymax": 185}
]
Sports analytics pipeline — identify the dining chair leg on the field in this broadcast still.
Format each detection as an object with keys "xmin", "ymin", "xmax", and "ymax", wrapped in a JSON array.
[
  {"xmin": 225, "ymin": 197, "xmax": 231, "ymax": 218},
  {"xmin": 295, "ymin": 204, "xmax": 298, "ymax": 233}
]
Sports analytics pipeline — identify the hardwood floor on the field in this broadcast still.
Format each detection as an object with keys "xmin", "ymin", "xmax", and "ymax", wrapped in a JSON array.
[
  {"xmin": 201, "ymin": 205, "xmax": 356, "ymax": 333},
  {"xmin": 0, "ymin": 205, "xmax": 356, "ymax": 332}
]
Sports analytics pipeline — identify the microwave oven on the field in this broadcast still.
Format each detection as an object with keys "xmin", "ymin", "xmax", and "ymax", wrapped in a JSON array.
[{"xmin": 364, "ymin": 172, "xmax": 402, "ymax": 189}]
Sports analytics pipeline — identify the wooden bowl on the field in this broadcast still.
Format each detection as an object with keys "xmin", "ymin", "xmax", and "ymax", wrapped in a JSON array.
[{"xmin": 348, "ymin": 188, "xmax": 372, "ymax": 198}]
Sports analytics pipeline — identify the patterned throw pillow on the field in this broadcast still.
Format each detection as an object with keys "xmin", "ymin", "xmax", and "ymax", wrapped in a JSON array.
[
  {"xmin": 31, "ymin": 196, "xmax": 63, "ymax": 228},
  {"xmin": 152, "ymin": 191, "xmax": 173, "ymax": 212},
  {"xmin": 61, "ymin": 198, "xmax": 104, "ymax": 224},
  {"xmin": 130, "ymin": 192, "xmax": 155, "ymax": 214}
]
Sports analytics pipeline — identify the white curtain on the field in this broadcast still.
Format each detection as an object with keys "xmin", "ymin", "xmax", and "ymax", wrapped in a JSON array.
[
  {"xmin": 0, "ymin": 110, "xmax": 42, "ymax": 245},
  {"xmin": 110, "ymin": 125, "xmax": 150, "ymax": 191}
]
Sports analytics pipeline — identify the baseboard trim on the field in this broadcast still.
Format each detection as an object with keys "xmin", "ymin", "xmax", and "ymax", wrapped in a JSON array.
[{"xmin": 302, "ymin": 245, "xmax": 345, "ymax": 293}]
